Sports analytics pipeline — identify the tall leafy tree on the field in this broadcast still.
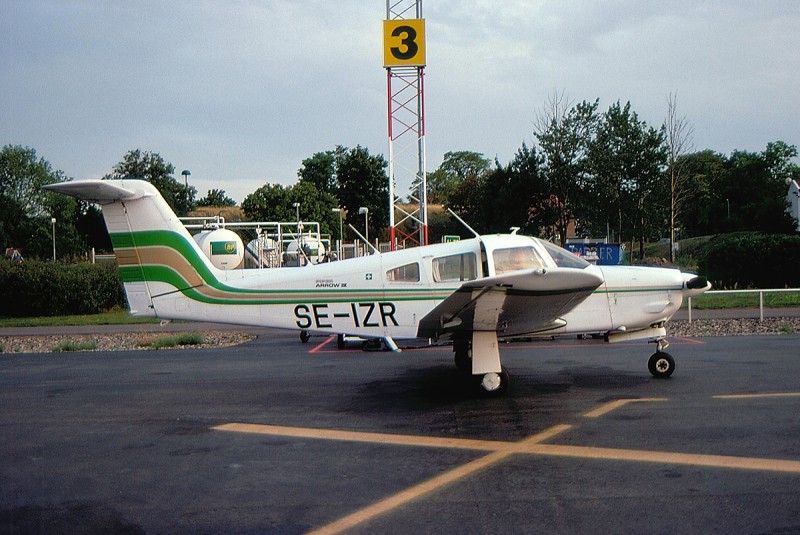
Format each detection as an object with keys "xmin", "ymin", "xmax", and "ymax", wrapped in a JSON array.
[
  {"xmin": 334, "ymin": 146, "xmax": 389, "ymax": 239},
  {"xmin": 426, "ymin": 151, "xmax": 491, "ymax": 205},
  {"xmin": 490, "ymin": 144, "xmax": 545, "ymax": 234},
  {"xmin": 241, "ymin": 181, "xmax": 339, "ymax": 236},
  {"xmin": 719, "ymin": 146, "xmax": 797, "ymax": 234},
  {"xmin": 0, "ymin": 145, "xmax": 62, "ymax": 218},
  {"xmin": 533, "ymin": 94, "xmax": 600, "ymax": 244},
  {"xmin": 674, "ymin": 150, "xmax": 726, "ymax": 237},
  {"xmin": 108, "ymin": 149, "xmax": 195, "ymax": 215},
  {"xmin": 298, "ymin": 151, "xmax": 337, "ymax": 195},
  {"xmin": 586, "ymin": 101, "xmax": 667, "ymax": 258}
]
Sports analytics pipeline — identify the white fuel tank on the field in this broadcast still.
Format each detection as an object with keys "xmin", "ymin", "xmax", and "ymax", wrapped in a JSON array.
[{"xmin": 193, "ymin": 228, "xmax": 244, "ymax": 270}]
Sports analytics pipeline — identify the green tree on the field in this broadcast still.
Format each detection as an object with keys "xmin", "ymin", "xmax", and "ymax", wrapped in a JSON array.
[
  {"xmin": 586, "ymin": 101, "xmax": 667, "ymax": 258},
  {"xmin": 0, "ymin": 145, "xmax": 60, "ymax": 218},
  {"xmin": 334, "ymin": 146, "xmax": 389, "ymax": 240},
  {"xmin": 718, "ymin": 147, "xmax": 796, "ymax": 234},
  {"xmin": 108, "ymin": 149, "xmax": 195, "ymax": 215},
  {"xmin": 674, "ymin": 150, "xmax": 726, "ymax": 237},
  {"xmin": 197, "ymin": 189, "xmax": 237, "ymax": 207},
  {"xmin": 0, "ymin": 145, "xmax": 93, "ymax": 258},
  {"xmin": 533, "ymin": 94, "xmax": 600, "ymax": 244},
  {"xmin": 298, "ymin": 151, "xmax": 337, "ymax": 195},
  {"xmin": 241, "ymin": 181, "xmax": 339, "ymax": 236},
  {"xmin": 426, "ymin": 151, "xmax": 491, "ymax": 205}
]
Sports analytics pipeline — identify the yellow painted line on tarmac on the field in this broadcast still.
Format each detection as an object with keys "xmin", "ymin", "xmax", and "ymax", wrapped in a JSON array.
[
  {"xmin": 212, "ymin": 422, "xmax": 511, "ymax": 451},
  {"xmin": 525, "ymin": 444, "xmax": 800, "ymax": 474},
  {"xmin": 303, "ymin": 424, "xmax": 573, "ymax": 535},
  {"xmin": 583, "ymin": 398, "xmax": 668, "ymax": 418},
  {"xmin": 214, "ymin": 405, "xmax": 800, "ymax": 534},
  {"xmin": 713, "ymin": 392, "xmax": 800, "ymax": 400}
]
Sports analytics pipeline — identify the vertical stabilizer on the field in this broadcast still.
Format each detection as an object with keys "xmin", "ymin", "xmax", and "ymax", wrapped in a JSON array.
[{"xmin": 44, "ymin": 179, "xmax": 219, "ymax": 317}]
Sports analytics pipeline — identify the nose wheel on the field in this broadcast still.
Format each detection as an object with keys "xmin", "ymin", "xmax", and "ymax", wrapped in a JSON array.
[{"xmin": 648, "ymin": 350, "xmax": 675, "ymax": 378}]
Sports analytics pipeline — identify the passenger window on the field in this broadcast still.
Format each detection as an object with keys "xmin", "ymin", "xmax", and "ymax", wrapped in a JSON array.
[
  {"xmin": 386, "ymin": 262, "xmax": 420, "ymax": 282},
  {"xmin": 492, "ymin": 247, "xmax": 545, "ymax": 275},
  {"xmin": 432, "ymin": 252, "xmax": 477, "ymax": 282}
]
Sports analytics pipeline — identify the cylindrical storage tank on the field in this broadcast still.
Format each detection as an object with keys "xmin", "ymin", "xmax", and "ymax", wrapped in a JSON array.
[
  {"xmin": 193, "ymin": 228, "xmax": 244, "ymax": 270},
  {"xmin": 245, "ymin": 236, "xmax": 278, "ymax": 268},
  {"xmin": 286, "ymin": 238, "xmax": 326, "ymax": 265}
]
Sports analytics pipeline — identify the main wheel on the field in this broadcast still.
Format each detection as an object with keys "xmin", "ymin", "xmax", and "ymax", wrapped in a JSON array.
[
  {"xmin": 453, "ymin": 340, "xmax": 472, "ymax": 374},
  {"xmin": 476, "ymin": 366, "xmax": 510, "ymax": 397},
  {"xmin": 648, "ymin": 351, "xmax": 675, "ymax": 378},
  {"xmin": 300, "ymin": 330, "xmax": 311, "ymax": 343}
]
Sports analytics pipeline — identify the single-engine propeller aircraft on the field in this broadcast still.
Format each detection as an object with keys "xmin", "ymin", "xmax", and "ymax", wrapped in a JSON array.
[{"xmin": 46, "ymin": 179, "xmax": 711, "ymax": 395}]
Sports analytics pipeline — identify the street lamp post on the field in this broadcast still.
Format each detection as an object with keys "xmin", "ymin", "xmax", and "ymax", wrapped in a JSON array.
[
  {"xmin": 358, "ymin": 207, "xmax": 369, "ymax": 253},
  {"xmin": 292, "ymin": 202, "xmax": 301, "ymax": 264},
  {"xmin": 51, "ymin": 217, "xmax": 56, "ymax": 261},
  {"xmin": 331, "ymin": 208, "xmax": 343, "ymax": 260},
  {"xmin": 181, "ymin": 169, "xmax": 191, "ymax": 214}
]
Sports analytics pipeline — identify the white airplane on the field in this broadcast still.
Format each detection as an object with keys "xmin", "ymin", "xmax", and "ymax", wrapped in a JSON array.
[{"xmin": 46, "ymin": 179, "xmax": 711, "ymax": 396}]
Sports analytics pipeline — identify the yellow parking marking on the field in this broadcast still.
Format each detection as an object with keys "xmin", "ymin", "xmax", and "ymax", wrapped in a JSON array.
[
  {"xmin": 526, "ymin": 444, "xmax": 800, "ymax": 474},
  {"xmin": 212, "ymin": 422, "xmax": 511, "ymax": 451},
  {"xmin": 215, "ymin": 394, "xmax": 800, "ymax": 534},
  {"xmin": 303, "ymin": 425, "xmax": 572, "ymax": 535},
  {"xmin": 713, "ymin": 392, "xmax": 800, "ymax": 400},
  {"xmin": 583, "ymin": 397, "xmax": 668, "ymax": 418}
]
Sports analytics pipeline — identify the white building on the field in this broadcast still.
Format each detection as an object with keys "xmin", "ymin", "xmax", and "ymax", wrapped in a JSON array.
[{"xmin": 788, "ymin": 179, "xmax": 800, "ymax": 232}]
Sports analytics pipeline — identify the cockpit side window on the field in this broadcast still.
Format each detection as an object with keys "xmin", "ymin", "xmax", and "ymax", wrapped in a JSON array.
[
  {"xmin": 492, "ymin": 247, "xmax": 545, "ymax": 275},
  {"xmin": 432, "ymin": 252, "xmax": 477, "ymax": 282},
  {"xmin": 538, "ymin": 240, "xmax": 591, "ymax": 269},
  {"xmin": 386, "ymin": 262, "xmax": 420, "ymax": 282}
]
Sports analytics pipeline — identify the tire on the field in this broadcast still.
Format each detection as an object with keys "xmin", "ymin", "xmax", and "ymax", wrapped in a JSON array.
[
  {"xmin": 648, "ymin": 351, "xmax": 675, "ymax": 378},
  {"xmin": 476, "ymin": 366, "xmax": 510, "ymax": 397},
  {"xmin": 300, "ymin": 330, "xmax": 311, "ymax": 343}
]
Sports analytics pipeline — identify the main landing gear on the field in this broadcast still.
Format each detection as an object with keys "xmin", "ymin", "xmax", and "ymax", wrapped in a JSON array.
[
  {"xmin": 648, "ymin": 338, "xmax": 675, "ymax": 379},
  {"xmin": 453, "ymin": 334, "xmax": 510, "ymax": 397}
]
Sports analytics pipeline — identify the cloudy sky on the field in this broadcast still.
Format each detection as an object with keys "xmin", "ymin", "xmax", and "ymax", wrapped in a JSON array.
[{"xmin": 2, "ymin": 1, "xmax": 798, "ymax": 203}]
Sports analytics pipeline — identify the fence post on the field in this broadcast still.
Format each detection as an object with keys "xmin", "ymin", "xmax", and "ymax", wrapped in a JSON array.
[
  {"xmin": 688, "ymin": 297, "xmax": 693, "ymax": 323},
  {"xmin": 759, "ymin": 291, "xmax": 764, "ymax": 322}
]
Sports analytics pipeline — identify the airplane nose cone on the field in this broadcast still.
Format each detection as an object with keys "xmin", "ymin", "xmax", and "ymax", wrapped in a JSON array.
[{"xmin": 682, "ymin": 273, "xmax": 712, "ymax": 296}]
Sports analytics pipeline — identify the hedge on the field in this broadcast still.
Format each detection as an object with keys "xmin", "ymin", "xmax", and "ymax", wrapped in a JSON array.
[
  {"xmin": 0, "ymin": 259, "xmax": 126, "ymax": 317},
  {"xmin": 698, "ymin": 232, "xmax": 800, "ymax": 289}
]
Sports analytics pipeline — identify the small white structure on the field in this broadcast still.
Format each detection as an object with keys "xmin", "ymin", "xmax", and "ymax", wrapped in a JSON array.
[
  {"xmin": 193, "ymin": 228, "xmax": 244, "ymax": 270},
  {"xmin": 788, "ymin": 179, "xmax": 800, "ymax": 232}
]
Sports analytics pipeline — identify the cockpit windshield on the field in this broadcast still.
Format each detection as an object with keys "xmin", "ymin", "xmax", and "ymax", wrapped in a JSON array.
[
  {"xmin": 538, "ymin": 240, "xmax": 591, "ymax": 269},
  {"xmin": 492, "ymin": 247, "xmax": 546, "ymax": 274}
]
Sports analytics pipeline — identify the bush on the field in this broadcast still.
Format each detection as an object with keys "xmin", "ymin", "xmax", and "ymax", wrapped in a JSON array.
[
  {"xmin": 0, "ymin": 258, "xmax": 125, "ymax": 317},
  {"xmin": 699, "ymin": 233, "xmax": 800, "ymax": 289}
]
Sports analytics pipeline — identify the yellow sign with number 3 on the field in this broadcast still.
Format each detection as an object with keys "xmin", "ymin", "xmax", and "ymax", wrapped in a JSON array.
[{"xmin": 383, "ymin": 19, "xmax": 426, "ymax": 67}]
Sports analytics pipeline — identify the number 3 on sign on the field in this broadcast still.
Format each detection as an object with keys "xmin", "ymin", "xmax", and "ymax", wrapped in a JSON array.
[{"xmin": 383, "ymin": 19, "xmax": 426, "ymax": 67}]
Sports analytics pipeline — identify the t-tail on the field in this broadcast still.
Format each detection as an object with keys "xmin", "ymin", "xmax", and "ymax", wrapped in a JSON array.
[{"xmin": 44, "ymin": 179, "xmax": 223, "ymax": 318}]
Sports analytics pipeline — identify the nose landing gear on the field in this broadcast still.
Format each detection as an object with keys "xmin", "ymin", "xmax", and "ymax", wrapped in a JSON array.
[{"xmin": 648, "ymin": 338, "xmax": 675, "ymax": 378}]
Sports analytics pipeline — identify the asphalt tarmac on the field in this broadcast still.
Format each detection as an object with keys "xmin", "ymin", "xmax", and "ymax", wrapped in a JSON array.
[{"xmin": 2, "ymin": 330, "xmax": 800, "ymax": 534}]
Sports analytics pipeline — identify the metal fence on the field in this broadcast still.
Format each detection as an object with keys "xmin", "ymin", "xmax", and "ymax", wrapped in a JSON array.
[{"xmin": 686, "ymin": 288, "xmax": 800, "ymax": 322}]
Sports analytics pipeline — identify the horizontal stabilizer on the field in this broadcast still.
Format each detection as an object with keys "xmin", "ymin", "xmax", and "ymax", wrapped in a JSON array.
[{"xmin": 43, "ymin": 180, "xmax": 140, "ymax": 203}]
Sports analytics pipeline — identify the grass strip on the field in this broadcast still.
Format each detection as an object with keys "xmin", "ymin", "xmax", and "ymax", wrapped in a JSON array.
[{"xmin": 139, "ymin": 332, "xmax": 204, "ymax": 349}]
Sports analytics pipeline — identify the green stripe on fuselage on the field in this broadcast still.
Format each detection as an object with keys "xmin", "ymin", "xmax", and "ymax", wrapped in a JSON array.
[{"xmin": 112, "ymin": 230, "xmax": 453, "ymax": 305}]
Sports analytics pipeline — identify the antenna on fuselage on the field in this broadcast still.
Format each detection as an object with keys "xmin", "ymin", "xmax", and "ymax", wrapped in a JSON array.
[
  {"xmin": 348, "ymin": 224, "xmax": 380, "ymax": 255},
  {"xmin": 446, "ymin": 208, "xmax": 480, "ymax": 238}
]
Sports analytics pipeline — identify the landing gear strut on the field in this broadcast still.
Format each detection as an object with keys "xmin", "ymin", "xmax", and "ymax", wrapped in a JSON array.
[
  {"xmin": 452, "ymin": 333, "xmax": 510, "ymax": 396},
  {"xmin": 648, "ymin": 338, "xmax": 675, "ymax": 378}
]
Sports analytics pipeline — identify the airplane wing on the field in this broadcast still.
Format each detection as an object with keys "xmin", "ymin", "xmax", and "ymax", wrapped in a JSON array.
[{"xmin": 417, "ymin": 267, "xmax": 603, "ymax": 340}]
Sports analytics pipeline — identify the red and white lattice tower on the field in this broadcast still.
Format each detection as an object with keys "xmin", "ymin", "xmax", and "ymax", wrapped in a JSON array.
[{"xmin": 384, "ymin": 0, "xmax": 427, "ymax": 248}]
